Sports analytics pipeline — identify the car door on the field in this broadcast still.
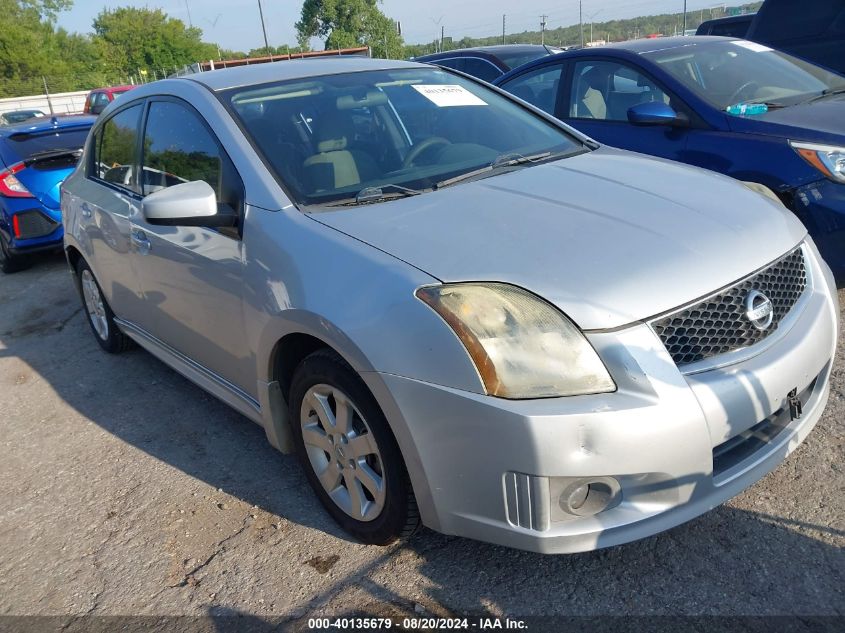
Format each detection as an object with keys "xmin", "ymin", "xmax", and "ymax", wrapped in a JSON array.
[
  {"xmin": 560, "ymin": 58, "xmax": 692, "ymax": 161},
  {"xmin": 129, "ymin": 97, "xmax": 251, "ymax": 394},
  {"xmin": 497, "ymin": 63, "xmax": 566, "ymax": 117},
  {"xmin": 74, "ymin": 102, "xmax": 147, "ymax": 324}
]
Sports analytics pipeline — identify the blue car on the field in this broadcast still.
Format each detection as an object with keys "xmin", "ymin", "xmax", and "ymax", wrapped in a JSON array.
[
  {"xmin": 493, "ymin": 36, "xmax": 845, "ymax": 276},
  {"xmin": 0, "ymin": 114, "xmax": 95, "ymax": 273}
]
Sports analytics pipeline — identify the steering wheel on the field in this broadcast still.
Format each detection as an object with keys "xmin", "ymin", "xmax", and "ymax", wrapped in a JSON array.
[
  {"xmin": 727, "ymin": 80, "xmax": 760, "ymax": 105},
  {"xmin": 403, "ymin": 137, "xmax": 450, "ymax": 168}
]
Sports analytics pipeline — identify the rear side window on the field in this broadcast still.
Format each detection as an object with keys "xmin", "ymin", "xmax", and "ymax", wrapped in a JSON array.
[
  {"xmin": 434, "ymin": 57, "xmax": 464, "ymax": 72},
  {"xmin": 141, "ymin": 100, "xmax": 242, "ymax": 213},
  {"xmin": 93, "ymin": 104, "xmax": 142, "ymax": 193},
  {"xmin": 462, "ymin": 58, "xmax": 502, "ymax": 83}
]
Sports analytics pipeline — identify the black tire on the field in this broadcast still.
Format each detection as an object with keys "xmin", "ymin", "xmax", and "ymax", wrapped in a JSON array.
[
  {"xmin": 74, "ymin": 258, "xmax": 133, "ymax": 353},
  {"xmin": 0, "ymin": 234, "xmax": 29, "ymax": 274},
  {"xmin": 289, "ymin": 349, "xmax": 420, "ymax": 545}
]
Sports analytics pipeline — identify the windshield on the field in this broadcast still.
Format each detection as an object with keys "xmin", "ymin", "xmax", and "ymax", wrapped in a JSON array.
[
  {"xmin": 646, "ymin": 40, "xmax": 845, "ymax": 110},
  {"xmin": 225, "ymin": 67, "xmax": 584, "ymax": 207}
]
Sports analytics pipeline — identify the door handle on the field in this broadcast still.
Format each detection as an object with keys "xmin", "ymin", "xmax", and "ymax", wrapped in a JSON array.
[
  {"xmin": 80, "ymin": 203, "xmax": 92, "ymax": 219},
  {"xmin": 130, "ymin": 229, "xmax": 151, "ymax": 254}
]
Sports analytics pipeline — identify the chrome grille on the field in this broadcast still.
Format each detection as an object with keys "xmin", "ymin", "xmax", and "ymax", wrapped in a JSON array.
[{"xmin": 652, "ymin": 247, "xmax": 807, "ymax": 366}]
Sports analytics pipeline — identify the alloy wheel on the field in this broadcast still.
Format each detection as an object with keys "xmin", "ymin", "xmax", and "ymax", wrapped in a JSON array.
[
  {"xmin": 81, "ymin": 269, "xmax": 109, "ymax": 341},
  {"xmin": 299, "ymin": 384, "xmax": 386, "ymax": 522}
]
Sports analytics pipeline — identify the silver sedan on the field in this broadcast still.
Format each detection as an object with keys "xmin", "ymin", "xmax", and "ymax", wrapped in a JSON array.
[{"xmin": 60, "ymin": 57, "xmax": 839, "ymax": 553}]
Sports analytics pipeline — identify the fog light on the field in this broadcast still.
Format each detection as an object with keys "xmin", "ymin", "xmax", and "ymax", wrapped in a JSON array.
[{"xmin": 558, "ymin": 477, "xmax": 621, "ymax": 517}]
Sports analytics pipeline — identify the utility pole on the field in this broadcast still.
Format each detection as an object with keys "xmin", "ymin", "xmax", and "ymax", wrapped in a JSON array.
[
  {"xmin": 540, "ymin": 14, "xmax": 547, "ymax": 45},
  {"xmin": 579, "ymin": 1, "xmax": 584, "ymax": 47},
  {"xmin": 682, "ymin": 0, "xmax": 688, "ymax": 33},
  {"xmin": 441, "ymin": 25, "xmax": 445, "ymax": 52},
  {"xmin": 502, "ymin": 14, "xmax": 506, "ymax": 45},
  {"xmin": 183, "ymin": 0, "xmax": 192, "ymax": 27},
  {"xmin": 257, "ymin": 0, "xmax": 270, "ymax": 54},
  {"xmin": 430, "ymin": 16, "xmax": 444, "ymax": 53}
]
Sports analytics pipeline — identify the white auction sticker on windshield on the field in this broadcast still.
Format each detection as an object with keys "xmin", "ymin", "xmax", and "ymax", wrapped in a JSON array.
[
  {"xmin": 412, "ymin": 84, "xmax": 488, "ymax": 107},
  {"xmin": 733, "ymin": 41, "xmax": 773, "ymax": 53}
]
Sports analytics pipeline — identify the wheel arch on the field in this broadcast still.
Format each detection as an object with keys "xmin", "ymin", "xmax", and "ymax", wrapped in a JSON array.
[{"xmin": 256, "ymin": 314, "xmax": 439, "ymax": 529}]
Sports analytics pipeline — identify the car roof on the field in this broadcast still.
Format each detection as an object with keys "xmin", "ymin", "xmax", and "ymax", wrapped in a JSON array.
[
  {"xmin": 583, "ymin": 35, "xmax": 737, "ymax": 54},
  {"xmin": 415, "ymin": 44, "xmax": 551, "ymax": 61},
  {"xmin": 494, "ymin": 35, "xmax": 742, "ymax": 83},
  {"xmin": 91, "ymin": 85, "xmax": 135, "ymax": 94},
  {"xmin": 0, "ymin": 114, "xmax": 96, "ymax": 138},
  {"xmin": 183, "ymin": 57, "xmax": 430, "ymax": 92}
]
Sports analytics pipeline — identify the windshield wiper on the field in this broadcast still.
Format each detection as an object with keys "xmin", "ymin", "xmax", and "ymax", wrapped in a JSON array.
[
  {"xmin": 435, "ymin": 150, "xmax": 557, "ymax": 190},
  {"xmin": 319, "ymin": 183, "xmax": 424, "ymax": 207},
  {"xmin": 807, "ymin": 87, "xmax": 845, "ymax": 103}
]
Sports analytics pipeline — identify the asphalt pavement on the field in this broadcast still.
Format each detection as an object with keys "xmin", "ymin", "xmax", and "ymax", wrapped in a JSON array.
[{"xmin": 0, "ymin": 254, "xmax": 842, "ymax": 626}]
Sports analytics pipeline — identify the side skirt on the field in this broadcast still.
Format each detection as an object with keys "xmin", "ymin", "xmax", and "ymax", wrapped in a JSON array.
[{"xmin": 113, "ymin": 317, "xmax": 264, "ymax": 426}]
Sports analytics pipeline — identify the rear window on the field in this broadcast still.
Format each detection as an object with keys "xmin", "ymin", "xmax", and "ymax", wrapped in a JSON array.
[
  {"xmin": 7, "ymin": 128, "xmax": 91, "ymax": 161},
  {"xmin": 497, "ymin": 50, "xmax": 552, "ymax": 70}
]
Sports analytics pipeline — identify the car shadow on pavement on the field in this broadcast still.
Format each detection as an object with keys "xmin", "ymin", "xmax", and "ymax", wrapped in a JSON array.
[
  {"xmin": 1, "ymin": 257, "xmax": 843, "ymax": 621},
  {"xmin": 0, "ymin": 255, "xmax": 357, "ymax": 543}
]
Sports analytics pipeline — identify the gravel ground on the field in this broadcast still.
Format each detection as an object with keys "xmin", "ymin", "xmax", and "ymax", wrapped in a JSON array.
[{"xmin": 0, "ymin": 254, "xmax": 842, "ymax": 625}]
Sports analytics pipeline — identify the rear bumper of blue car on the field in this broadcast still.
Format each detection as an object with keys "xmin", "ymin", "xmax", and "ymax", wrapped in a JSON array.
[{"xmin": 1, "ymin": 201, "xmax": 63, "ymax": 254}]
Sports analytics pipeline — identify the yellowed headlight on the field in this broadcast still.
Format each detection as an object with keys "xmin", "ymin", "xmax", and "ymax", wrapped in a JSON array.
[{"xmin": 416, "ymin": 283, "xmax": 615, "ymax": 399}]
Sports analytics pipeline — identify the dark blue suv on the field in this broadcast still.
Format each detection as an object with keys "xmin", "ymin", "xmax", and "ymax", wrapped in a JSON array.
[
  {"xmin": 0, "ymin": 114, "xmax": 95, "ymax": 273},
  {"xmin": 494, "ymin": 37, "xmax": 845, "ymax": 276}
]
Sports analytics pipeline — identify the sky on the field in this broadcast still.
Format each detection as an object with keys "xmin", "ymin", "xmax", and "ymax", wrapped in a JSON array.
[{"xmin": 58, "ymin": 1, "xmax": 749, "ymax": 52}]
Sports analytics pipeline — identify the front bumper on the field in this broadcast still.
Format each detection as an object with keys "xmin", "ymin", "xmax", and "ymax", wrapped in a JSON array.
[
  {"xmin": 790, "ymin": 178, "xmax": 845, "ymax": 279},
  {"xmin": 364, "ymin": 243, "xmax": 839, "ymax": 553}
]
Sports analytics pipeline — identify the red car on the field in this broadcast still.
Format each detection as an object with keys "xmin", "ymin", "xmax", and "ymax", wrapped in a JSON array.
[{"xmin": 83, "ymin": 85, "xmax": 136, "ymax": 115}]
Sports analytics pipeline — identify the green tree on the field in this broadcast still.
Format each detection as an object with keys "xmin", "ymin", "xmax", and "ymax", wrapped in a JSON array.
[
  {"xmin": 0, "ymin": 0, "xmax": 108, "ymax": 96},
  {"xmin": 92, "ymin": 7, "xmax": 218, "ymax": 79},
  {"xmin": 296, "ymin": 0, "xmax": 403, "ymax": 59}
]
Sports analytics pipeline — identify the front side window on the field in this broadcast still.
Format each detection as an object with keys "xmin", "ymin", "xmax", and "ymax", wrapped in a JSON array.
[
  {"xmin": 141, "ymin": 101, "xmax": 242, "ymax": 213},
  {"xmin": 501, "ymin": 64, "xmax": 564, "ymax": 115},
  {"xmin": 225, "ymin": 67, "xmax": 585, "ymax": 207},
  {"xmin": 94, "ymin": 104, "xmax": 142, "ymax": 192},
  {"xmin": 646, "ymin": 41, "xmax": 845, "ymax": 110},
  {"xmin": 569, "ymin": 61, "xmax": 669, "ymax": 121}
]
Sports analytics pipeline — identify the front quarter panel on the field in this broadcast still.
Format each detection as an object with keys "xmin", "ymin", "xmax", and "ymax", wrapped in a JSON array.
[{"xmin": 244, "ymin": 206, "xmax": 484, "ymax": 394}]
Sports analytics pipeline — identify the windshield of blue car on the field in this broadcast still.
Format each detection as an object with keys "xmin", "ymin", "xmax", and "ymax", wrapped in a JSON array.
[
  {"xmin": 645, "ymin": 40, "xmax": 845, "ymax": 110},
  {"xmin": 226, "ymin": 67, "xmax": 585, "ymax": 207}
]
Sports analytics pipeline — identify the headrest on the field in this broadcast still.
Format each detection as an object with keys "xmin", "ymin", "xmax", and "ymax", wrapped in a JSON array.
[
  {"xmin": 315, "ymin": 117, "xmax": 349, "ymax": 153},
  {"xmin": 337, "ymin": 90, "xmax": 388, "ymax": 110},
  {"xmin": 317, "ymin": 136, "xmax": 348, "ymax": 152}
]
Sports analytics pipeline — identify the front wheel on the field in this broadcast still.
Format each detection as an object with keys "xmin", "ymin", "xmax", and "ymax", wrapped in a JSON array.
[
  {"xmin": 289, "ymin": 349, "xmax": 420, "ymax": 544},
  {"xmin": 74, "ymin": 258, "xmax": 133, "ymax": 353}
]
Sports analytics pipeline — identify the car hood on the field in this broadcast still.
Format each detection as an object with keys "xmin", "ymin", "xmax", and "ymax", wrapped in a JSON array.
[
  {"xmin": 727, "ymin": 94, "xmax": 845, "ymax": 143},
  {"xmin": 310, "ymin": 147, "xmax": 806, "ymax": 330}
]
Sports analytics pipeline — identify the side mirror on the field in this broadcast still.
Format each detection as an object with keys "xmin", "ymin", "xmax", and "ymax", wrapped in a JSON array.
[
  {"xmin": 627, "ymin": 102, "xmax": 689, "ymax": 127},
  {"xmin": 142, "ymin": 180, "xmax": 236, "ymax": 227},
  {"xmin": 90, "ymin": 103, "xmax": 105, "ymax": 115}
]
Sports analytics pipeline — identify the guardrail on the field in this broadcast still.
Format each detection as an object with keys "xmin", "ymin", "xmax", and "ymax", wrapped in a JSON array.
[{"xmin": 0, "ymin": 90, "xmax": 89, "ymax": 116}]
